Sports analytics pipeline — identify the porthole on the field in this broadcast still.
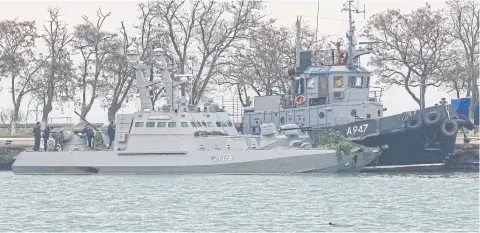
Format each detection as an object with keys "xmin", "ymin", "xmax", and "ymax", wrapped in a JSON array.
[
  {"xmin": 319, "ymin": 112, "xmax": 325, "ymax": 119},
  {"xmin": 351, "ymin": 109, "xmax": 357, "ymax": 117}
]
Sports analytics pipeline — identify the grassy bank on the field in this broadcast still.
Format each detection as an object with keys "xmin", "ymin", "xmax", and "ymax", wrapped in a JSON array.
[{"xmin": 0, "ymin": 131, "xmax": 32, "ymax": 138}]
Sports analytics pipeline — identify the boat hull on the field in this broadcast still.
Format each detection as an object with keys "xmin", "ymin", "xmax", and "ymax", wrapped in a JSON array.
[
  {"xmin": 12, "ymin": 149, "xmax": 372, "ymax": 175},
  {"xmin": 314, "ymin": 105, "xmax": 473, "ymax": 166}
]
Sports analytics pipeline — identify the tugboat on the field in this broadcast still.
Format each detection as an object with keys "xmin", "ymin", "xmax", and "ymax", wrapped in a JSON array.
[
  {"xmin": 241, "ymin": 0, "xmax": 474, "ymax": 166},
  {"xmin": 11, "ymin": 46, "xmax": 380, "ymax": 175}
]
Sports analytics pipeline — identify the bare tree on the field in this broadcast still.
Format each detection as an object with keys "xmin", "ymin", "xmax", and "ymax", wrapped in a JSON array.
[
  {"xmin": 0, "ymin": 108, "xmax": 26, "ymax": 131},
  {"xmin": 33, "ymin": 7, "xmax": 75, "ymax": 126},
  {"xmin": 0, "ymin": 19, "xmax": 42, "ymax": 134},
  {"xmin": 72, "ymin": 8, "xmax": 117, "ymax": 119},
  {"xmin": 446, "ymin": 0, "xmax": 479, "ymax": 123},
  {"xmin": 99, "ymin": 21, "xmax": 136, "ymax": 122},
  {"xmin": 151, "ymin": 0, "xmax": 265, "ymax": 105},
  {"xmin": 217, "ymin": 18, "xmax": 327, "ymax": 107},
  {"xmin": 363, "ymin": 4, "xmax": 452, "ymax": 108}
]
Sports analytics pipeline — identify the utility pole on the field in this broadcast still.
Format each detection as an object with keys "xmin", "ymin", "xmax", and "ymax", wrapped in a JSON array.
[{"xmin": 341, "ymin": 0, "xmax": 365, "ymax": 65}]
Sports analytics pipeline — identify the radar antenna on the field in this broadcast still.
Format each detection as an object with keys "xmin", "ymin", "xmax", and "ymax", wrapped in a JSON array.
[{"xmin": 341, "ymin": 0, "xmax": 370, "ymax": 65}]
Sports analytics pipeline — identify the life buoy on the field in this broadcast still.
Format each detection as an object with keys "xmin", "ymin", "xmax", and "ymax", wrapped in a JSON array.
[
  {"xmin": 440, "ymin": 118, "xmax": 458, "ymax": 136},
  {"xmin": 424, "ymin": 111, "xmax": 442, "ymax": 125},
  {"xmin": 405, "ymin": 115, "xmax": 423, "ymax": 130},
  {"xmin": 294, "ymin": 95, "xmax": 307, "ymax": 105}
]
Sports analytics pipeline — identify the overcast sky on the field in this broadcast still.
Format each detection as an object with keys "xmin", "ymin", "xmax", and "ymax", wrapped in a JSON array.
[{"xmin": 0, "ymin": 0, "xmax": 453, "ymax": 124}]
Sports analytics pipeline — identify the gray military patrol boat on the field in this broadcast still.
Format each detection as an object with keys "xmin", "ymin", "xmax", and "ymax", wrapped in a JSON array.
[{"xmin": 12, "ymin": 47, "xmax": 380, "ymax": 175}]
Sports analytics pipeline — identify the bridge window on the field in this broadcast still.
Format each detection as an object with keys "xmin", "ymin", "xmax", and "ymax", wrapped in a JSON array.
[
  {"xmin": 201, "ymin": 121, "xmax": 207, "ymax": 127},
  {"xmin": 355, "ymin": 77, "xmax": 362, "ymax": 87},
  {"xmin": 190, "ymin": 121, "xmax": 197, "ymax": 127},
  {"xmin": 348, "ymin": 76, "xmax": 356, "ymax": 88},
  {"xmin": 222, "ymin": 121, "xmax": 228, "ymax": 127},
  {"xmin": 307, "ymin": 78, "xmax": 315, "ymax": 89},
  {"xmin": 181, "ymin": 122, "xmax": 189, "ymax": 127},
  {"xmin": 318, "ymin": 76, "xmax": 327, "ymax": 88},
  {"xmin": 215, "ymin": 121, "xmax": 222, "ymax": 127},
  {"xmin": 334, "ymin": 76, "xmax": 343, "ymax": 88},
  {"xmin": 145, "ymin": 122, "xmax": 155, "ymax": 128},
  {"xmin": 351, "ymin": 109, "xmax": 357, "ymax": 117},
  {"xmin": 363, "ymin": 77, "xmax": 370, "ymax": 88},
  {"xmin": 196, "ymin": 121, "xmax": 202, "ymax": 127},
  {"xmin": 207, "ymin": 122, "xmax": 214, "ymax": 127},
  {"xmin": 157, "ymin": 122, "xmax": 166, "ymax": 127},
  {"xmin": 227, "ymin": 121, "xmax": 233, "ymax": 127},
  {"xmin": 134, "ymin": 122, "xmax": 144, "ymax": 127},
  {"xmin": 168, "ymin": 122, "xmax": 176, "ymax": 127}
]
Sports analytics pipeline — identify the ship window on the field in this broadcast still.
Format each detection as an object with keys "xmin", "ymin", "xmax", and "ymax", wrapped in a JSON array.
[
  {"xmin": 196, "ymin": 121, "xmax": 202, "ymax": 127},
  {"xmin": 201, "ymin": 121, "xmax": 207, "ymax": 127},
  {"xmin": 355, "ymin": 77, "xmax": 362, "ymax": 88},
  {"xmin": 145, "ymin": 122, "xmax": 155, "ymax": 128},
  {"xmin": 157, "ymin": 122, "xmax": 166, "ymax": 127},
  {"xmin": 134, "ymin": 122, "xmax": 144, "ymax": 127},
  {"xmin": 168, "ymin": 122, "xmax": 176, "ymax": 127},
  {"xmin": 333, "ymin": 76, "xmax": 343, "ymax": 88},
  {"xmin": 318, "ymin": 76, "xmax": 327, "ymax": 88},
  {"xmin": 319, "ymin": 112, "xmax": 325, "ymax": 119},
  {"xmin": 207, "ymin": 122, "xmax": 214, "ymax": 127},
  {"xmin": 367, "ymin": 114, "xmax": 371, "ymax": 119},
  {"xmin": 190, "ymin": 121, "xmax": 197, "ymax": 127},
  {"xmin": 222, "ymin": 122, "xmax": 228, "ymax": 127},
  {"xmin": 348, "ymin": 76, "xmax": 356, "ymax": 88},
  {"xmin": 280, "ymin": 117, "xmax": 285, "ymax": 124},
  {"xmin": 378, "ymin": 110, "xmax": 381, "ymax": 117},
  {"xmin": 307, "ymin": 78, "xmax": 315, "ymax": 89},
  {"xmin": 351, "ymin": 109, "xmax": 357, "ymax": 117},
  {"xmin": 181, "ymin": 122, "xmax": 189, "ymax": 127},
  {"xmin": 227, "ymin": 121, "xmax": 233, "ymax": 127},
  {"xmin": 215, "ymin": 121, "xmax": 222, "ymax": 127},
  {"xmin": 363, "ymin": 77, "xmax": 370, "ymax": 88}
]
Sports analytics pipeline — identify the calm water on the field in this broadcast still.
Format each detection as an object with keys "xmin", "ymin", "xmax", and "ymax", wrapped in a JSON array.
[{"xmin": 0, "ymin": 172, "xmax": 478, "ymax": 232}]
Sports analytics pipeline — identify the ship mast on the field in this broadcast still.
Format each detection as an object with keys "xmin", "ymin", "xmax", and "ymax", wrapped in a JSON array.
[{"xmin": 341, "ymin": 0, "xmax": 366, "ymax": 66}]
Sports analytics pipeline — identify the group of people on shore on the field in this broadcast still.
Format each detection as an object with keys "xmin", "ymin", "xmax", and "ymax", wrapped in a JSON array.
[{"xmin": 32, "ymin": 121, "xmax": 115, "ymax": 151}]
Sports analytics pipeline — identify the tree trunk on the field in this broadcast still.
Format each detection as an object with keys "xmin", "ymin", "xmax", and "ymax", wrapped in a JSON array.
[
  {"xmin": 41, "ymin": 103, "xmax": 53, "ymax": 128},
  {"xmin": 80, "ymin": 103, "xmax": 93, "ymax": 120},
  {"xmin": 10, "ymin": 106, "xmax": 21, "ymax": 135},
  {"xmin": 420, "ymin": 83, "xmax": 426, "ymax": 109},
  {"xmin": 468, "ymin": 78, "xmax": 478, "ymax": 124},
  {"xmin": 107, "ymin": 104, "xmax": 121, "ymax": 122}
]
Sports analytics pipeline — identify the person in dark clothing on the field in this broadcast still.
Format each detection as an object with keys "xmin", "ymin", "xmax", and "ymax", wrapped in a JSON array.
[
  {"xmin": 107, "ymin": 121, "xmax": 115, "ymax": 148},
  {"xmin": 33, "ymin": 122, "xmax": 41, "ymax": 151},
  {"xmin": 42, "ymin": 125, "xmax": 50, "ymax": 151},
  {"xmin": 82, "ymin": 124, "xmax": 95, "ymax": 149}
]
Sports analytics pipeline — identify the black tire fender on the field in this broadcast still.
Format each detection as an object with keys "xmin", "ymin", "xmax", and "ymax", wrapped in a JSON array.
[
  {"xmin": 440, "ymin": 119, "xmax": 459, "ymax": 137},
  {"xmin": 405, "ymin": 115, "xmax": 423, "ymax": 130},
  {"xmin": 453, "ymin": 115, "xmax": 474, "ymax": 130},
  {"xmin": 424, "ymin": 111, "xmax": 442, "ymax": 125}
]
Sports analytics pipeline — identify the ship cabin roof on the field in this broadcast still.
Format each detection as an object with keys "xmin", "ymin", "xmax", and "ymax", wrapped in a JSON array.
[{"xmin": 300, "ymin": 65, "xmax": 370, "ymax": 79}]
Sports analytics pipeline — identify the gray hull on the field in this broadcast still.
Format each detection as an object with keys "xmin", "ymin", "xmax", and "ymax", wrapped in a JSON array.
[{"xmin": 12, "ymin": 149, "xmax": 354, "ymax": 175}]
